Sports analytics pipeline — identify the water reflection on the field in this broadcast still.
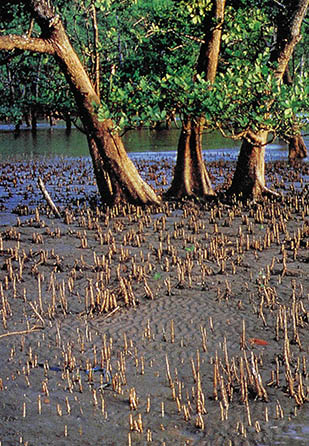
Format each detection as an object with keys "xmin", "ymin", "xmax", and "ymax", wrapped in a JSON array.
[
  {"xmin": 0, "ymin": 123, "xmax": 301, "ymax": 161},
  {"xmin": 0, "ymin": 126, "xmax": 89, "ymax": 158}
]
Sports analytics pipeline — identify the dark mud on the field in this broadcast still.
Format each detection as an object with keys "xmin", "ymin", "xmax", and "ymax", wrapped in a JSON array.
[{"xmin": 0, "ymin": 156, "xmax": 309, "ymax": 446}]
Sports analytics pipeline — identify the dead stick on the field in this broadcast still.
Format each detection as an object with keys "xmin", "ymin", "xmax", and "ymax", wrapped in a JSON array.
[
  {"xmin": 28, "ymin": 301, "xmax": 45, "ymax": 326},
  {"xmin": 38, "ymin": 177, "xmax": 61, "ymax": 218},
  {"xmin": 104, "ymin": 306, "xmax": 120, "ymax": 319},
  {"xmin": 0, "ymin": 326, "xmax": 43, "ymax": 339}
]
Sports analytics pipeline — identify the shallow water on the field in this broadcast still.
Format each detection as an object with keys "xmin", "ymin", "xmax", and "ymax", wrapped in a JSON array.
[
  {"xmin": 0, "ymin": 121, "xmax": 303, "ymax": 161},
  {"xmin": 275, "ymin": 424, "xmax": 309, "ymax": 445},
  {"xmin": 259, "ymin": 420, "xmax": 309, "ymax": 446}
]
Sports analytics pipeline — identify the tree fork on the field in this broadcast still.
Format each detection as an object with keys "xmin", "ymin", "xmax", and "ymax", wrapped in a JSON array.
[
  {"xmin": 228, "ymin": 0, "xmax": 309, "ymax": 200},
  {"xmin": 166, "ymin": 0, "xmax": 226, "ymax": 199},
  {"xmin": 0, "ymin": 0, "xmax": 160, "ymax": 206}
]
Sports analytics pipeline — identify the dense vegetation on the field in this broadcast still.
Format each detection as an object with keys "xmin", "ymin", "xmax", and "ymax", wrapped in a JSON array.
[
  {"xmin": 0, "ymin": 0, "xmax": 308, "ymax": 136},
  {"xmin": 0, "ymin": 0, "xmax": 308, "ymax": 203}
]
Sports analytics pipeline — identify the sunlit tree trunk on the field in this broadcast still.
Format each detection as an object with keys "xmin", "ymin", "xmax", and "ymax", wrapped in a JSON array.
[
  {"xmin": 167, "ymin": 118, "xmax": 214, "ymax": 198},
  {"xmin": 288, "ymin": 134, "xmax": 307, "ymax": 161},
  {"xmin": 0, "ymin": 0, "xmax": 160, "ymax": 206},
  {"xmin": 283, "ymin": 68, "xmax": 307, "ymax": 161},
  {"xmin": 166, "ymin": 0, "xmax": 225, "ymax": 199},
  {"xmin": 229, "ymin": 0, "xmax": 308, "ymax": 199},
  {"xmin": 227, "ymin": 132, "xmax": 268, "ymax": 199}
]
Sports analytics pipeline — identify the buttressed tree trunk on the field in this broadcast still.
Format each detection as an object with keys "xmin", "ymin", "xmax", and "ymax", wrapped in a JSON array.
[
  {"xmin": 0, "ymin": 0, "xmax": 160, "ymax": 206},
  {"xmin": 228, "ymin": 0, "xmax": 309, "ymax": 199},
  {"xmin": 283, "ymin": 68, "xmax": 308, "ymax": 162},
  {"xmin": 288, "ymin": 134, "xmax": 307, "ymax": 161},
  {"xmin": 166, "ymin": 0, "xmax": 226, "ymax": 199}
]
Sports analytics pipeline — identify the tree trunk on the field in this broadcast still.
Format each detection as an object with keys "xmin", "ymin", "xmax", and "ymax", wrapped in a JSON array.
[
  {"xmin": 166, "ymin": 0, "xmax": 225, "ymax": 199},
  {"xmin": 65, "ymin": 114, "xmax": 72, "ymax": 134},
  {"xmin": 288, "ymin": 134, "xmax": 307, "ymax": 161},
  {"xmin": 227, "ymin": 132, "xmax": 267, "ymax": 199},
  {"xmin": 283, "ymin": 68, "xmax": 308, "ymax": 161},
  {"xmin": 87, "ymin": 124, "xmax": 161, "ymax": 205},
  {"xmin": 166, "ymin": 118, "xmax": 215, "ymax": 198},
  {"xmin": 282, "ymin": 65, "xmax": 307, "ymax": 163},
  {"xmin": 0, "ymin": 0, "xmax": 160, "ymax": 206},
  {"xmin": 24, "ymin": 112, "xmax": 31, "ymax": 127},
  {"xmin": 31, "ymin": 107, "xmax": 37, "ymax": 134},
  {"xmin": 50, "ymin": 17, "xmax": 160, "ymax": 205},
  {"xmin": 228, "ymin": 0, "xmax": 308, "ymax": 199}
]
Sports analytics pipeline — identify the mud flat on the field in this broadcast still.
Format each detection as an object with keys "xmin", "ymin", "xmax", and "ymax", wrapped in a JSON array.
[{"xmin": 0, "ymin": 157, "xmax": 309, "ymax": 446}]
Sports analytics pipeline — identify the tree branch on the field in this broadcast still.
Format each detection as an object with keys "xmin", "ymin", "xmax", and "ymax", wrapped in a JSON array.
[
  {"xmin": 270, "ymin": 0, "xmax": 309, "ymax": 80},
  {"xmin": 0, "ymin": 34, "xmax": 54, "ymax": 54}
]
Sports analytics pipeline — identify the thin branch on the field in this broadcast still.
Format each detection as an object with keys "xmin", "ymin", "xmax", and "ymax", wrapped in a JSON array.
[
  {"xmin": 0, "ymin": 325, "xmax": 43, "ymax": 340},
  {"xmin": 272, "ymin": 0, "xmax": 286, "ymax": 9},
  {"xmin": 168, "ymin": 44, "xmax": 184, "ymax": 52},
  {"xmin": 91, "ymin": 4, "xmax": 100, "ymax": 99},
  {"xmin": 132, "ymin": 17, "xmax": 146, "ymax": 27},
  {"xmin": 215, "ymin": 121, "xmax": 248, "ymax": 141},
  {"xmin": 72, "ymin": 117, "xmax": 87, "ymax": 134},
  {"xmin": 168, "ymin": 28, "xmax": 206, "ymax": 44},
  {"xmin": 120, "ymin": 127, "xmax": 134, "ymax": 137},
  {"xmin": 215, "ymin": 122, "xmax": 277, "ymax": 146},
  {"xmin": 140, "ymin": 24, "xmax": 207, "ymax": 45},
  {"xmin": 262, "ymin": 185, "xmax": 281, "ymax": 198},
  {"xmin": 27, "ymin": 19, "xmax": 35, "ymax": 37},
  {"xmin": 0, "ymin": 34, "xmax": 54, "ymax": 54}
]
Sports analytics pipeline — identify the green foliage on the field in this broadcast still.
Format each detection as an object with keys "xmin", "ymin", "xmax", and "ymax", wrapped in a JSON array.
[
  {"xmin": 93, "ymin": 0, "xmax": 308, "ymax": 136},
  {"xmin": 182, "ymin": 0, "xmax": 212, "ymax": 24},
  {"xmin": 209, "ymin": 65, "xmax": 308, "ymax": 137},
  {"xmin": 0, "ymin": 1, "xmax": 78, "ymax": 124},
  {"xmin": 0, "ymin": 0, "xmax": 307, "ymax": 140}
]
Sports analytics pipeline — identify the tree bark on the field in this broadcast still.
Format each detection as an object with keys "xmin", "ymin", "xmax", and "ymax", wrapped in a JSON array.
[
  {"xmin": 288, "ymin": 134, "xmax": 307, "ymax": 161},
  {"xmin": 166, "ymin": 118, "xmax": 215, "ymax": 198},
  {"xmin": 228, "ymin": 0, "xmax": 308, "ymax": 199},
  {"xmin": 283, "ymin": 67, "xmax": 307, "ymax": 161},
  {"xmin": 227, "ymin": 132, "xmax": 267, "ymax": 199},
  {"xmin": 0, "ymin": 0, "xmax": 160, "ymax": 206},
  {"xmin": 166, "ymin": 0, "xmax": 225, "ymax": 199}
]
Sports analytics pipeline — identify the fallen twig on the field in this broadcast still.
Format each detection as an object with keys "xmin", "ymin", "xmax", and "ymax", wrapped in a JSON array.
[
  {"xmin": 104, "ymin": 305, "xmax": 120, "ymax": 319},
  {"xmin": 0, "ymin": 325, "xmax": 43, "ymax": 339},
  {"xmin": 28, "ymin": 301, "xmax": 45, "ymax": 326},
  {"xmin": 38, "ymin": 177, "xmax": 61, "ymax": 218}
]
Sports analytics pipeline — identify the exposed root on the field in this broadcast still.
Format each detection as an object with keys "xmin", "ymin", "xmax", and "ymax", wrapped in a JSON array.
[{"xmin": 261, "ymin": 186, "xmax": 281, "ymax": 199}]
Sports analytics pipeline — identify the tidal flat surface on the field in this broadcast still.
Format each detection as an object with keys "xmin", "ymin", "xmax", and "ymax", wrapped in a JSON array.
[{"xmin": 0, "ymin": 150, "xmax": 309, "ymax": 445}]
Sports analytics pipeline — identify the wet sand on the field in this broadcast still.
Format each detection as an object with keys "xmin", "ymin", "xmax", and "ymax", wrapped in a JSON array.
[{"xmin": 0, "ymin": 157, "xmax": 309, "ymax": 446}]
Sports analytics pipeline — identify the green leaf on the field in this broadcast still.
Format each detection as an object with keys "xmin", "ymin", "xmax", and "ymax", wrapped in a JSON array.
[{"xmin": 284, "ymin": 108, "xmax": 293, "ymax": 118}]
